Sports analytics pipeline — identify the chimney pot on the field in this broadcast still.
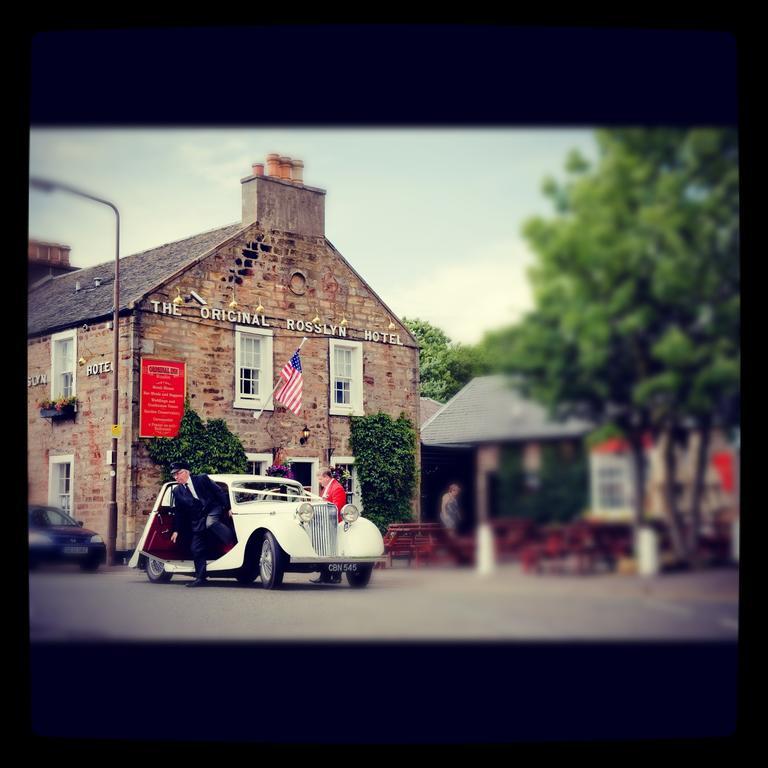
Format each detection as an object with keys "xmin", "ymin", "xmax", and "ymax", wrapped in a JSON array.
[
  {"xmin": 278, "ymin": 156, "xmax": 292, "ymax": 180},
  {"xmin": 266, "ymin": 153, "xmax": 280, "ymax": 177},
  {"xmin": 252, "ymin": 163, "xmax": 265, "ymax": 177},
  {"xmin": 291, "ymin": 159, "xmax": 304, "ymax": 185}
]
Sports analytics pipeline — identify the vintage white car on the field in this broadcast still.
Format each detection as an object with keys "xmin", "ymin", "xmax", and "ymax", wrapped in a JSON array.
[{"xmin": 128, "ymin": 474, "xmax": 386, "ymax": 588}]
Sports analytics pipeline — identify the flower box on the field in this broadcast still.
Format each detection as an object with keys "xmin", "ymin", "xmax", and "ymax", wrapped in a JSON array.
[{"xmin": 40, "ymin": 404, "xmax": 77, "ymax": 420}]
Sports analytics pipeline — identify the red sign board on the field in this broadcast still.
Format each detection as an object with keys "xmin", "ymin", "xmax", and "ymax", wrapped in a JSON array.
[{"xmin": 139, "ymin": 358, "xmax": 186, "ymax": 438}]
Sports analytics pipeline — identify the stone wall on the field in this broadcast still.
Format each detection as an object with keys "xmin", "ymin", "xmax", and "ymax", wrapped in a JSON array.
[{"xmin": 27, "ymin": 316, "xmax": 134, "ymax": 547}]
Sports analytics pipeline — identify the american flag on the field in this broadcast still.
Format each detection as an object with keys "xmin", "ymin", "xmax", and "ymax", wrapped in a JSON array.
[{"xmin": 275, "ymin": 350, "xmax": 303, "ymax": 416}]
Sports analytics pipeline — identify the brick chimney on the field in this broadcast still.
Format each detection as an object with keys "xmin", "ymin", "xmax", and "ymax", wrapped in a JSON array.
[
  {"xmin": 241, "ymin": 155, "xmax": 326, "ymax": 236},
  {"xmin": 28, "ymin": 239, "xmax": 80, "ymax": 287}
]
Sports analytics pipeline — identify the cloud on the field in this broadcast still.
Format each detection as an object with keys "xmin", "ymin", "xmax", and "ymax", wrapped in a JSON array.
[
  {"xmin": 175, "ymin": 138, "xmax": 251, "ymax": 189},
  {"xmin": 387, "ymin": 238, "xmax": 536, "ymax": 344}
]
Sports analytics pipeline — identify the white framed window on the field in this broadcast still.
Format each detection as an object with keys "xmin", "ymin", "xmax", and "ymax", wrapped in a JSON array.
[
  {"xmin": 48, "ymin": 454, "xmax": 74, "ymax": 516},
  {"xmin": 50, "ymin": 330, "xmax": 77, "ymax": 400},
  {"xmin": 332, "ymin": 456, "xmax": 363, "ymax": 510},
  {"xmin": 234, "ymin": 327, "xmax": 274, "ymax": 410},
  {"xmin": 329, "ymin": 339, "xmax": 364, "ymax": 416},
  {"xmin": 246, "ymin": 452, "xmax": 273, "ymax": 476},
  {"xmin": 591, "ymin": 454, "xmax": 633, "ymax": 515}
]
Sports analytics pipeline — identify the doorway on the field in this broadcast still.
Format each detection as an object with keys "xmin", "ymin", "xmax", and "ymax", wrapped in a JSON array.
[{"xmin": 286, "ymin": 457, "xmax": 319, "ymax": 496}]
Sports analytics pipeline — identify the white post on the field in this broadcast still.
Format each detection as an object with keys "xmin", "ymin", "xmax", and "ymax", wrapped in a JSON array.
[
  {"xmin": 253, "ymin": 336, "xmax": 308, "ymax": 420},
  {"xmin": 638, "ymin": 526, "xmax": 660, "ymax": 577},
  {"xmin": 475, "ymin": 448, "xmax": 496, "ymax": 576},
  {"xmin": 476, "ymin": 522, "xmax": 496, "ymax": 575}
]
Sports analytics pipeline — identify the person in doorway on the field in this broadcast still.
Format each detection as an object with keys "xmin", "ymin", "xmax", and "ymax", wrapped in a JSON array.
[
  {"xmin": 440, "ymin": 483, "xmax": 462, "ymax": 537},
  {"xmin": 310, "ymin": 469, "xmax": 348, "ymax": 584},
  {"xmin": 169, "ymin": 460, "xmax": 234, "ymax": 587}
]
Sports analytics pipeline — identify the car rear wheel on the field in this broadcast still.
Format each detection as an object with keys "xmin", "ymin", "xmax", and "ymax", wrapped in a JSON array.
[
  {"xmin": 259, "ymin": 533, "xmax": 285, "ymax": 590},
  {"xmin": 346, "ymin": 564, "xmax": 373, "ymax": 588},
  {"xmin": 146, "ymin": 556, "xmax": 173, "ymax": 583}
]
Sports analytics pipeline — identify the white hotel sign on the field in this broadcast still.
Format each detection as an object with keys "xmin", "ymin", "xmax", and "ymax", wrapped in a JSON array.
[{"xmin": 149, "ymin": 301, "xmax": 405, "ymax": 346}]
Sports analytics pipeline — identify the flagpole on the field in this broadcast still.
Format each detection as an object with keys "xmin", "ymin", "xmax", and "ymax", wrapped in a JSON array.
[{"xmin": 253, "ymin": 336, "xmax": 308, "ymax": 420}]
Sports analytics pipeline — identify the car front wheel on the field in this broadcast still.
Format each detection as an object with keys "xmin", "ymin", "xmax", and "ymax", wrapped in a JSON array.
[
  {"xmin": 346, "ymin": 564, "xmax": 373, "ymax": 588},
  {"xmin": 80, "ymin": 556, "xmax": 101, "ymax": 572},
  {"xmin": 146, "ymin": 556, "xmax": 173, "ymax": 583},
  {"xmin": 259, "ymin": 533, "xmax": 285, "ymax": 590}
]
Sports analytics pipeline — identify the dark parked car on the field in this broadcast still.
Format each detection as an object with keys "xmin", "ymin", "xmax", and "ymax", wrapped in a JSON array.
[{"xmin": 28, "ymin": 505, "xmax": 107, "ymax": 571}]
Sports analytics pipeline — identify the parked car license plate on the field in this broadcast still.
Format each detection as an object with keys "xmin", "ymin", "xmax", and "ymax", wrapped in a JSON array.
[
  {"xmin": 63, "ymin": 546, "xmax": 89, "ymax": 554},
  {"xmin": 328, "ymin": 563, "xmax": 358, "ymax": 572}
]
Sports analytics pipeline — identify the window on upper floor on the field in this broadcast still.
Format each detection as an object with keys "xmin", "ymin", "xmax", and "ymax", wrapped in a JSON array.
[
  {"xmin": 234, "ymin": 327, "xmax": 274, "ymax": 410},
  {"xmin": 50, "ymin": 330, "xmax": 76, "ymax": 399},
  {"xmin": 329, "ymin": 339, "xmax": 363, "ymax": 416}
]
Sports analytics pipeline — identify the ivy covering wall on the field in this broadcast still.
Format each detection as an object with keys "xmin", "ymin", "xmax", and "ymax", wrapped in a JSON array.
[
  {"xmin": 349, "ymin": 412, "xmax": 418, "ymax": 533},
  {"xmin": 145, "ymin": 399, "xmax": 248, "ymax": 481}
]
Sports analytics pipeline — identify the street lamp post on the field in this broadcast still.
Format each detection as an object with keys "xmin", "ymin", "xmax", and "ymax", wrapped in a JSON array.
[{"xmin": 30, "ymin": 177, "xmax": 121, "ymax": 565}]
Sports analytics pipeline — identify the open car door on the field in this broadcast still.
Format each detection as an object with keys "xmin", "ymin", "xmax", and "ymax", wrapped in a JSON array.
[{"xmin": 142, "ymin": 484, "xmax": 192, "ymax": 561}]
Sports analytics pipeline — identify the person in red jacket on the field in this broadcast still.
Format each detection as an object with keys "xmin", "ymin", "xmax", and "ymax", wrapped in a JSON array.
[
  {"xmin": 321, "ymin": 469, "xmax": 348, "ymax": 522},
  {"xmin": 310, "ymin": 469, "xmax": 349, "ymax": 584}
]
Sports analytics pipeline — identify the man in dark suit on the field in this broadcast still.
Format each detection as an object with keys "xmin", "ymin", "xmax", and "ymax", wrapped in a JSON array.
[{"xmin": 168, "ymin": 460, "xmax": 234, "ymax": 587}]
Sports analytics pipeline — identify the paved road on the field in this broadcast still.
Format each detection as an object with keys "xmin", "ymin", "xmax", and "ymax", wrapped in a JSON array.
[{"xmin": 28, "ymin": 563, "xmax": 739, "ymax": 642}]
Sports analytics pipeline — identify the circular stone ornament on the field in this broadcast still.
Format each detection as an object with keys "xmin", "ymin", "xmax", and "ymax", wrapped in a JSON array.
[{"xmin": 288, "ymin": 270, "xmax": 308, "ymax": 295}]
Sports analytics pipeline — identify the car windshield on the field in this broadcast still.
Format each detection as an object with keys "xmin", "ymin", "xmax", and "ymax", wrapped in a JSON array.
[
  {"xmin": 231, "ymin": 480, "xmax": 306, "ymax": 506},
  {"xmin": 29, "ymin": 506, "xmax": 78, "ymax": 527}
]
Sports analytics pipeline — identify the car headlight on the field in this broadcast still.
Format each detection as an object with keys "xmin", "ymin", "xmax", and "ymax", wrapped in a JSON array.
[
  {"xmin": 341, "ymin": 504, "xmax": 359, "ymax": 523},
  {"xmin": 297, "ymin": 503, "xmax": 314, "ymax": 523},
  {"xmin": 90, "ymin": 535, "xmax": 104, "ymax": 544},
  {"xmin": 29, "ymin": 532, "xmax": 54, "ymax": 546}
]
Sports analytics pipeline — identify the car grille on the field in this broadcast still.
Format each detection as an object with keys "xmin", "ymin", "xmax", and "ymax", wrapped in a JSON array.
[{"xmin": 308, "ymin": 504, "xmax": 338, "ymax": 557}]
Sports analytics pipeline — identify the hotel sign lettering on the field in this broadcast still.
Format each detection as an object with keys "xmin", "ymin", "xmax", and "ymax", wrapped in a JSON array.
[
  {"xmin": 149, "ymin": 302, "xmax": 405, "ymax": 345},
  {"xmin": 28, "ymin": 374, "xmax": 48, "ymax": 388},
  {"xmin": 86, "ymin": 361, "xmax": 113, "ymax": 376}
]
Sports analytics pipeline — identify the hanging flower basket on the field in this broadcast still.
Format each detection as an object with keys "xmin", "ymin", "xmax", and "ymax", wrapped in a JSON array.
[
  {"xmin": 38, "ymin": 397, "xmax": 78, "ymax": 420},
  {"xmin": 329, "ymin": 465, "xmax": 352, "ymax": 483},
  {"xmin": 266, "ymin": 463, "xmax": 294, "ymax": 479}
]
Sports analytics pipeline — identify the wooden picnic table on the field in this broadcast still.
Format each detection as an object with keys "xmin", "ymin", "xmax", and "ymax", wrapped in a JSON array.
[
  {"xmin": 383, "ymin": 518, "xmax": 538, "ymax": 568},
  {"xmin": 521, "ymin": 520, "xmax": 631, "ymax": 574}
]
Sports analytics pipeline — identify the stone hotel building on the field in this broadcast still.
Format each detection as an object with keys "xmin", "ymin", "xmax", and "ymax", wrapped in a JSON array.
[{"xmin": 27, "ymin": 155, "xmax": 421, "ymax": 557}]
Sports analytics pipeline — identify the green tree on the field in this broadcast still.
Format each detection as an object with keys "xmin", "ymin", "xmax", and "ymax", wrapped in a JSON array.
[
  {"xmin": 486, "ymin": 129, "xmax": 739, "ymax": 563},
  {"xmin": 403, "ymin": 317, "xmax": 488, "ymax": 402},
  {"xmin": 349, "ymin": 412, "xmax": 418, "ymax": 533},
  {"xmin": 145, "ymin": 399, "xmax": 248, "ymax": 480},
  {"xmin": 499, "ymin": 443, "xmax": 588, "ymax": 525}
]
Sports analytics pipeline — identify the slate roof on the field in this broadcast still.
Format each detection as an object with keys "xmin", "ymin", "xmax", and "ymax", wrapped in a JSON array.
[
  {"xmin": 419, "ymin": 397, "xmax": 444, "ymax": 426},
  {"xmin": 27, "ymin": 222, "xmax": 245, "ymax": 337},
  {"xmin": 421, "ymin": 375, "xmax": 594, "ymax": 446}
]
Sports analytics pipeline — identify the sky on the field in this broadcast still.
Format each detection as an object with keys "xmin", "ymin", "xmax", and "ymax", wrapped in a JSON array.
[{"xmin": 29, "ymin": 129, "xmax": 598, "ymax": 344}]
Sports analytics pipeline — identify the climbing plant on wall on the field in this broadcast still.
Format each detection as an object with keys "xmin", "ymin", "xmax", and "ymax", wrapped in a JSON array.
[
  {"xmin": 145, "ymin": 398, "xmax": 248, "ymax": 481},
  {"xmin": 349, "ymin": 412, "xmax": 418, "ymax": 533}
]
